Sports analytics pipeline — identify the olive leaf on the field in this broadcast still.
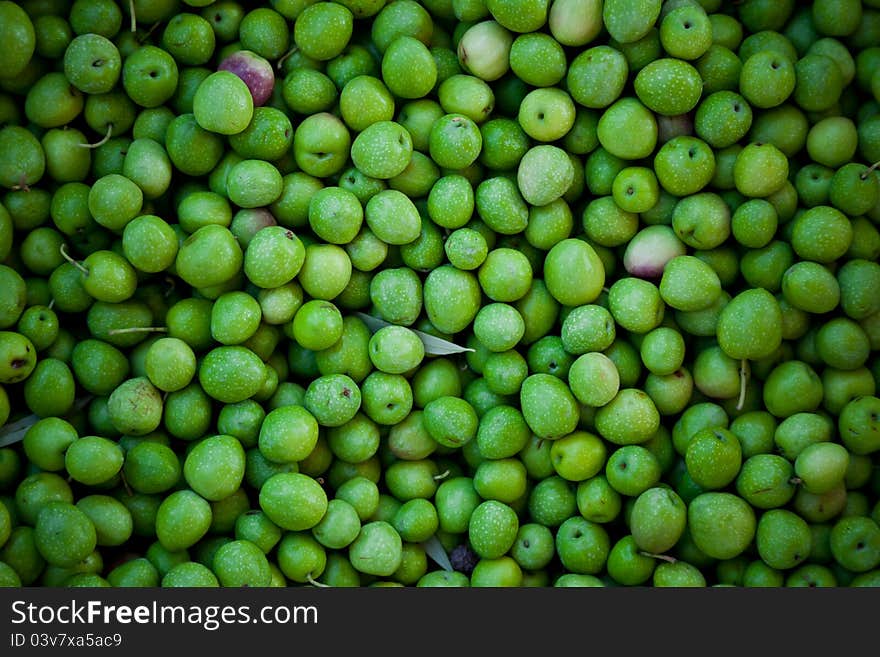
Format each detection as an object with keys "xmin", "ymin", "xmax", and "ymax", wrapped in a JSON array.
[
  {"xmin": 0, "ymin": 412, "xmax": 49, "ymax": 447},
  {"xmin": 0, "ymin": 396, "xmax": 93, "ymax": 448},
  {"xmin": 354, "ymin": 312, "xmax": 474, "ymax": 356},
  {"xmin": 422, "ymin": 535, "xmax": 454, "ymax": 572}
]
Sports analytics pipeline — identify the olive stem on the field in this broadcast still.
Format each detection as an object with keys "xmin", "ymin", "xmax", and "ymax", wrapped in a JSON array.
[
  {"xmin": 306, "ymin": 572, "xmax": 330, "ymax": 588},
  {"xmin": 433, "ymin": 469, "xmax": 451, "ymax": 481},
  {"xmin": 276, "ymin": 46, "xmax": 298, "ymax": 71},
  {"xmin": 859, "ymin": 160, "xmax": 880, "ymax": 180},
  {"xmin": 640, "ymin": 551, "xmax": 677, "ymax": 564},
  {"xmin": 77, "ymin": 123, "xmax": 114, "ymax": 149},
  {"xmin": 736, "ymin": 358, "xmax": 750, "ymax": 411},
  {"xmin": 59, "ymin": 244, "xmax": 89, "ymax": 276},
  {"xmin": 120, "ymin": 471, "xmax": 134, "ymax": 497},
  {"xmin": 106, "ymin": 327, "xmax": 168, "ymax": 336},
  {"xmin": 129, "ymin": 0, "xmax": 136, "ymax": 32},
  {"xmin": 138, "ymin": 21, "xmax": 162, "ymax": 43},
  {"xmin": 11, "ymin": 173, "xmax": 30, "ymax": 191}
]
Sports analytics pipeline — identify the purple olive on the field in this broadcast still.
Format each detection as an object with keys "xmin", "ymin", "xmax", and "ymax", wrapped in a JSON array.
[
  {"xmin": 623, "ymin": 225, "xmax": 687, "ymax": 279},
  {"xmin": 217, "ymin": 49, "xmax": 275, "ymax": 107}
]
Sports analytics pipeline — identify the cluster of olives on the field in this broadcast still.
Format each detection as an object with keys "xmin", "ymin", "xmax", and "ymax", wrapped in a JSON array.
[{"xmin": 0, "ymin": 0, "xmax": 879, "ymax": 588}]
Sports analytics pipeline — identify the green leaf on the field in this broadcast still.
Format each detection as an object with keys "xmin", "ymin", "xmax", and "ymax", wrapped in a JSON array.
[
  {"xmin": 354, "ymin": 312, "xmax": 474, "ymax": 356},
  {"xmin": 0, "ymin": 396, "xmax": 93, "ymax": 447},
  {"xmin": 422, "ymin": 535, "xmax": 454, "ymax": 572}
]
